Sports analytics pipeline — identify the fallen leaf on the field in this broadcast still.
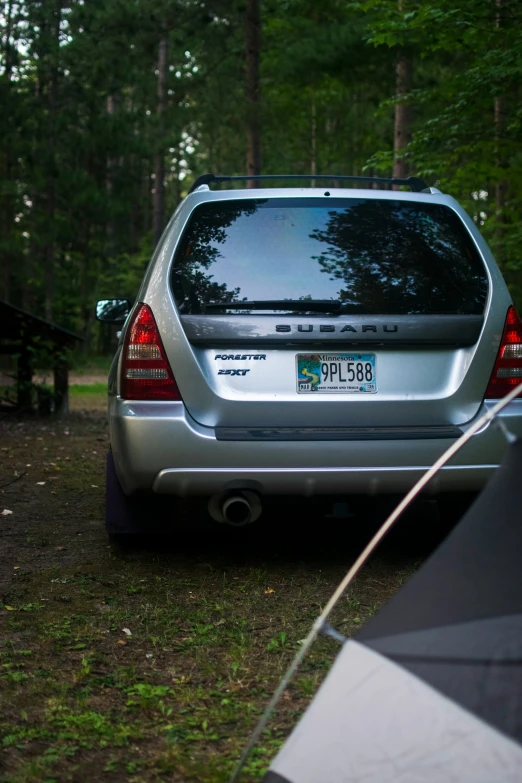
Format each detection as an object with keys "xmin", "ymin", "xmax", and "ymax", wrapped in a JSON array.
[
  {"xmin": 122, "ymin": 628, "xmax": 132, "ymax": 636},
  {"xmin": 13, "ymin": 566, "xmax": 20, "ymax": 570},
  {"xmin": 264, "ymin": 588, "xmax": 275, "ymax": 594},
  {"xmin": 26, "ymin": 464, "xmax": 31, "ymax": 467},
  {"xmin": 1, "ymin": 509, "xmax": 13, "ymax": 516},
  {"xmin": 145, "ymin": 653, "xmax": 153, "ymax": 659},
  {"xmin": 55, "ymin": 546, "xmax": 66, "ymax": 551},
  {"xmin": 91, "ymin": 485, "xmax": 98, "ymax": 488},
  {"xmin": 4, "ymin": 606, "xmax": 16, "ymax": 611},
  {"xmin": 117, "ymin": 639, "xmax": 126, "ymax": 645},
  {"xmin": 36, "ymin": 482, "xmax": 46, "ymax": 486}
]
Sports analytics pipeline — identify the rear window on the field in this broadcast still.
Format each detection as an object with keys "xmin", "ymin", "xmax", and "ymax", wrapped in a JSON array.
[{"xmin": 171, "ymin": 198, "xmax": 488, "ymax": 315}]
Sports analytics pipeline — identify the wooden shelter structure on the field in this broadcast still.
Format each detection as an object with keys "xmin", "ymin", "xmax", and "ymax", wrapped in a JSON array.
[{"xmin": 0, "ymin": 300, "xmax": 83, "ymax": 415}]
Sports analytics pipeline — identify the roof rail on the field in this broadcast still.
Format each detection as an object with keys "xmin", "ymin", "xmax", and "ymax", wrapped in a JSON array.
[{"xmin": 188, "ymin": 173, "xmax": 428, "ymax": 194}]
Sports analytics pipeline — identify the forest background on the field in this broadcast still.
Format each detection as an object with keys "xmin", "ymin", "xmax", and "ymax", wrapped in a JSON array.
[{"xmin": 1, "ymin": 0, "xmax": 521, "ymax": 354}]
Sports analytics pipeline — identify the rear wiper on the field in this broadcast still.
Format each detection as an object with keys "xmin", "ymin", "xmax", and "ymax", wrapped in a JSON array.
[{"xmin": 203, "ymin": 300, "xmax": 342, "ymax": 314}]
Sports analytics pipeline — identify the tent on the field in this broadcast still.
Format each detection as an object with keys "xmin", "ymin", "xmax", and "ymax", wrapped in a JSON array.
[{"xmin": 262, "ymin": 438, "xmax": 522, "ymax": 783}]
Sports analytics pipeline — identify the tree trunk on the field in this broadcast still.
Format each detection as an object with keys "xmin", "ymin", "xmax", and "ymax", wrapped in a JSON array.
[
  {"xmin": 53, "ymin": 355, "xmax": 69, "ymax": 416},
  {"xmin": 24, "ymin": 194, "xmax": 38, "ymax": 312},
  {"xmin": 173, "ymin": 145, "xmax": 181, "ymax": 207},
  {"xmin": 24, "ymin": 74, "xmax": 43, "ymax": 312},
  {"xmin": 392, "ymin": 51, "xmax": 413, "ymax": 180},
  {"xmin": 80, "ymin": 223, "xmax": 94, "ymax": 350},
  {"xmin": 392, "ymin": 1, "xmax": 413, "ymax": 182},
  {"xmin": 130, "ymin": 154, "xmax": 141, "ymax": 253},
  {"xmin": 494, "ymin": 0, "xmax": 506, "ymax": 254},
  {"xmin": 17, "ymin": 346, "xmax": 33, "ymax": 411},
  {"xmin": 1, "ymin": 0, "xmax": 14, "ymax": 302},
  {"xmin": 245, "ymin": 0, "xmax": 261, "ymax": 187},
  {"xmin": 352, "ymin": 93, "xmax": 359, "ymax": 176},
  {"xmin": 153, "ymin": 36, "xmax": 168, "ymax": 248},
  {"xmin": 106, "ymin": 92, "xmax": 118, "ymax": 259},
  {"xmin": 44, "ymin": 0, "xmax": 61, "ymax": 320},
  {"xmin": 495, "ymin": 96, "xmax": 507, "ymax": 216},
  {"xmin": 310, "ymin": 97, "xmax": 317, "ymax": 186}
]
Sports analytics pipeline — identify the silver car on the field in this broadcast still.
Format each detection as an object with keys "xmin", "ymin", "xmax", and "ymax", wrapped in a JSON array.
[{"xmin": 97, "ymin": 174, "xmax": 522, "ymax": 536}]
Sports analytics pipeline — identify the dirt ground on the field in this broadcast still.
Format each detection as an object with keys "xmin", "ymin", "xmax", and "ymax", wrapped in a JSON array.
[{"xmin": 0, "ymin": 406, "xmax": 456, "ymax": 783}]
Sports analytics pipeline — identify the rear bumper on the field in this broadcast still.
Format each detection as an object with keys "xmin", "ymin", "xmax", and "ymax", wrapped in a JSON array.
[{"xmin": 109, "ymin": 398, "xmax": 522, "ymax": 497}]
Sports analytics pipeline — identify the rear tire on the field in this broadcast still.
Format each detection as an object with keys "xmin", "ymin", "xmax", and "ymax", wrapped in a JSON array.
[{"xmin": 105, "ymin": 451, "xmax": 151, "ymax": 539}]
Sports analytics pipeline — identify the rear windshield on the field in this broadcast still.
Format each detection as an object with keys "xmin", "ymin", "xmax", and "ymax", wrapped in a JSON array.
[{"xmin": 171, "ymin": 198, "xmax": 488, "ymax": 315}]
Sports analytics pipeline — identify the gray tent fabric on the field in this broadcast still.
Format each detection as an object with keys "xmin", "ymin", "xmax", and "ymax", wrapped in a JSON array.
[
  {"xmin": 266, "ymin": 642, "xmax": 522, "ymax": 783},
  {"xmin": 358, "ymin": 437, "xmax": 522, "ymax": 745},
  {"xmin": 262, "ymin": 439, "xmax": 522, "ymax": 782}
]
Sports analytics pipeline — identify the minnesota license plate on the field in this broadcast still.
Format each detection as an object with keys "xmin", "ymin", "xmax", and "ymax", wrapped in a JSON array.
[{"xmin": 296, "ymin": 353, "xmax": 377, "ymax": 393}]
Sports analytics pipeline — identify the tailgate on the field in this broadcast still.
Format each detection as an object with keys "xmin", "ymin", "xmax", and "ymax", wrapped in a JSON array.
[{"xmin": 166, "ymin": 194, "xmax": 497, "ymax": 429}]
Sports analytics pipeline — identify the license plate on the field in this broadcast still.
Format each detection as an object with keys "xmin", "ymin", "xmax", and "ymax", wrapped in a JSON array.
[{"xmin": 296, "ymin": 353, "xmax": 377, "ymax": 393}]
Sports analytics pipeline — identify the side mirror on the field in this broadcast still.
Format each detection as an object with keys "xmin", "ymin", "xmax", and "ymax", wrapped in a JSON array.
[{"xmin": 96, "ymin": 299, "xmax": 130, "ymax": 325}]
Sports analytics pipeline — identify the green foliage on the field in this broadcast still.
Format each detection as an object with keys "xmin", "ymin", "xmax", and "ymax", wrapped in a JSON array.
[
  {"xmin": 266, "ymin": 631, "xmax": 289, "ymax": 651},
  {"xmin": 359, "ymin": 0, "xmax": 522, "ymax": 303}
]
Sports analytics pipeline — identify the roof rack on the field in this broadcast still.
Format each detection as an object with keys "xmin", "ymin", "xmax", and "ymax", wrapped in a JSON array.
[{"xmin": 188, "ymin": 173, "xmax": 428, "ymax": 194}]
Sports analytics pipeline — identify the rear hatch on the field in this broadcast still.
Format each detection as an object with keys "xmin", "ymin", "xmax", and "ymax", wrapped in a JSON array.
[{"xmin": 169, "ymin": 195, "xmax": 491, "ymax": 431}]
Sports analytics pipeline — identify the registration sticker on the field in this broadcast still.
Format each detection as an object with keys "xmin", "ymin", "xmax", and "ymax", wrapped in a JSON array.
[{"xmin": 296, "ymin": 353, "xmax": 377, "ymax": 393}]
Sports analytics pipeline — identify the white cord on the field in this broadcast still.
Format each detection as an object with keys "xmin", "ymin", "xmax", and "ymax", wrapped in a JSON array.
[{"xmin": 229, "ymin": 385, "xmax": 522, "ymax": 783}]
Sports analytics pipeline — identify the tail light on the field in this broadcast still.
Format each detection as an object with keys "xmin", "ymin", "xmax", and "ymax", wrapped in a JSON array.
[
  {"xmin": 121, "ymin": 304, "xmax": 181, "ymax": 400},
  {"xmin": 485, "ymin": 306, "xmax": 522, "ymax": 398}
]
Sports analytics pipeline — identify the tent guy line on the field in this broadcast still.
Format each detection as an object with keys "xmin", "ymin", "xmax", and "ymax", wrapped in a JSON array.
[{"xmin": 229, "ymin": 382, "xmax": 522, "ymax": 783}]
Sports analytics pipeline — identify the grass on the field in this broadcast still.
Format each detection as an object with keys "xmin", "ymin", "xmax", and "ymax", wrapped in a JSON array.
[
  {"xmin": 69, "ymin": 384, "xmax": 107, "ymax": 412},
  {"xmin": 1, "ymin": 561, "xmax": 349, "ymax": 781},
  {"xmin": 0, "ymin": 409, "xmax": 427, "ymax": 782},
  {"xmin": 70, "ymin": 354, "xmax": 113, "ymax": 375},
  {"xmin": 0, "ymin": 382, "xmax": 107, "ymax": 413},
  {"xmin": 69, "ymin": 384, "xmax": 107, "ymax": 396}
]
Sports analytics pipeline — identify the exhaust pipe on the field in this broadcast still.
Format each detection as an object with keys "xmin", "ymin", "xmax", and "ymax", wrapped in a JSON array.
[
  {"xmin": 208, "ymin": 489, "xmax": 262, "ymax": 525},
  {"xmin": 222, "ymin": 494, "xmax": 253, "ymax": 527}
]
